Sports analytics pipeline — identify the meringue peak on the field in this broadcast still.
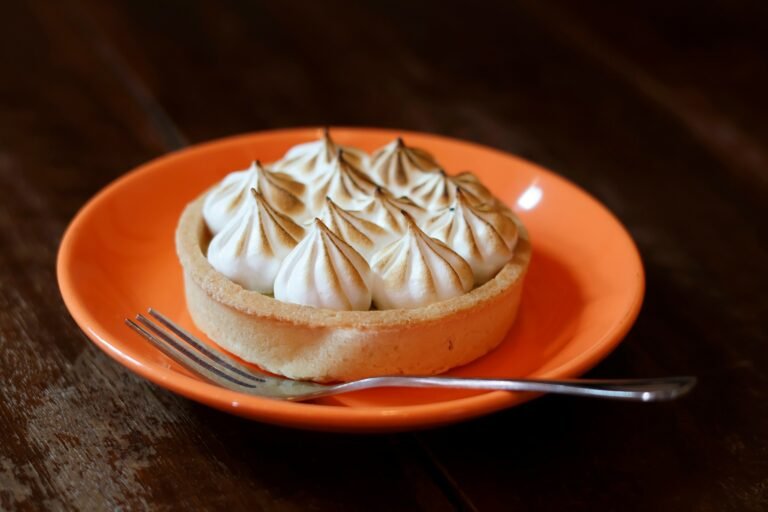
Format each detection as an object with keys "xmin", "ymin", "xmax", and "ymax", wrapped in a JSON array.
[
  {"xmin": 368, "ymin": 138, "xmax": 440, "ymax": 195},
  {"xmin": 272, "ymin": 129, "xmax": 368, "ymax": 181},
  {"xmin": 274, "ymin": 219, "xmax": 372, "ymax": 311},
  {"xmin": 311, "ymin": 216, "xmax": 332, "ymax": 235},
  {"xmin": 308, "ymin": 150, "xmax": 377, "ymax": 212},
  {"xmin": 453, "ymin": 171, "xmax": 495, "ymax": 204},
  {"xmin": 251, "ymin": 161, "xmax": 308, "ymax": 221},
  {"xmin": 453, "ymin": 187, "xmax": 492, "ymax": 213},
  {"xmin": 427, "ymin": 191, "xmax": 518, "ymax": 284},
  {"xmin": 400, "ymin": 209, "xmax": 419, "ymax": 230},
  {"xmin": 249, "ymin": 187, "xmax": 306, "ymax": 242},
  {"xmin": 409, "ymin": 169, "xmax": 493, "ymax": 210},
  {"xmin": 202, "ymin": 160, "xmax": 307, "ymax": 233},
  {"xmin": 206, "ymin": 187, "xmax": 305, "ymax": 293},
  {"xmin": 370, "ymin": 216, "xmax": 473, "ymax": 310},
  {"xmin": 316, "ymin": 198, "xmax": 395, "ymax": 258},
  {"xmin": 357, "ymin": 187, "xmax": 427, "ymax": 233}
]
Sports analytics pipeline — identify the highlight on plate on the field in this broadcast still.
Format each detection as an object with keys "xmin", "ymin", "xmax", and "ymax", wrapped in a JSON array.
[{"xmin": 176, "ymin": 129, "xmax": 532, "ymax": 381}]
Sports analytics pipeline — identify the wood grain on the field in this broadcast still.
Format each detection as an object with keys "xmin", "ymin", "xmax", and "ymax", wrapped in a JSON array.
[
  {"xmin": 1, "ymin": 0, "xmax": 766, "ymax": 510},
  {"xmin": 0, "ymin": 2, "xmax": 453, "ymax": 510}
]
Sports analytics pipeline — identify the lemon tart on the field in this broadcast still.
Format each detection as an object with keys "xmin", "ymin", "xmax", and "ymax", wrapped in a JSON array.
[{"xmin": 176, "ymin": 131, "xmax": 531, "ymax": 382}]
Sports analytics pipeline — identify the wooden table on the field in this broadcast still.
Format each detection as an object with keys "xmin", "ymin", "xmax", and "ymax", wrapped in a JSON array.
[{"xmin": 2, "ymin": 1, "xmax": 767, "ymax": 510}]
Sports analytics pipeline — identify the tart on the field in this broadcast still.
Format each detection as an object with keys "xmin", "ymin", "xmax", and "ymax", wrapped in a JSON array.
[{"xmin": 176, "ymin": 131, "xmax": 531, "ymax": 382}]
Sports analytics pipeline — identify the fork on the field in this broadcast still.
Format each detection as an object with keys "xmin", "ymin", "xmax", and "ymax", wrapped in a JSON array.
[{"xmin": 125, "ymin": 309, "xmax": 696, "ymax": 402}]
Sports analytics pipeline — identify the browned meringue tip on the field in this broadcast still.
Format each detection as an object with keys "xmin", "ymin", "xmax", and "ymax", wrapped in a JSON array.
[
  {"xmin": 312, "ymin": 217, "xmax": 331, "ymax": 231},
  {"xmin": 400, "ymin": 209, "xmax": 420, "ymax": 230},
  {"xmin": 395, "ymin": 136, "xmax": 405, "ymax": 148},
  {"xmin": 249, "ymin": 160, "xmax": 267, "ymax": 173},
  {"xmin": 373, "ymin": 186, "xmax": 390, "ymax": 199},
  {"xmin": 322, "ymin": 126, "xmax": 331, "ymax": 139},
  {"xmin": 249, "ymin": 188, "xmax": 273, "ymax": 208}
]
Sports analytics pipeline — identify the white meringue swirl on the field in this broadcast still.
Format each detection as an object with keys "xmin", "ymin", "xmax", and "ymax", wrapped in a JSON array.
[
  {"xmin": 272, "ymin": 128, "xmax": 368, "ymax": 181},
  {"xmin": 410, "ymin": 169, "xmax": 494, "ymax": 210},
  {"xmin": 307, "ymin": 149, "xmax": 377, "ymax": 212},
  {"xmin": 357, "ymin": 187, "xmax": 427, "ymax": 234},
  {"xmin": 370, "ymin": 212, "xmax": 473, "ymax": 310},
  {"xmin": 203, "ymin": 161, "xmax": 307, "ymax": 234},
  {"xmin": 315, "ymin": 197, "xmax": 396, "ymax": 258},
  {"xmin": 453, "ymin": 171, "xmax": 496, "ymax": 204},
  {"xmin": 427, "ymin": 189, "xmax": 519, "ymax": 284},
  {"xmin": 368, "ymin": 137, "xmax": 439, "ymax": 195},
  {"xmin": 207, "ymin": 189, "xmax": 305, "ymax": 293},
  {"xmin": 274, "ymin": 219, "xmax": 372, "ymax": 311}
]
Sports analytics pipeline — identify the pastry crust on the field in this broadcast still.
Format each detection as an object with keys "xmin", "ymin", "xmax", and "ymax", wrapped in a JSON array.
[{"xmin": 177, "ymin": 192, "xmax": 531, "ymax": 382}]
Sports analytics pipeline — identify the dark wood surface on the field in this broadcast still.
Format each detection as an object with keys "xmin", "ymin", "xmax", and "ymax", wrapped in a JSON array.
[{"xmin": 2, "ymin": 1, "xmax": 767, "ymax": 510}]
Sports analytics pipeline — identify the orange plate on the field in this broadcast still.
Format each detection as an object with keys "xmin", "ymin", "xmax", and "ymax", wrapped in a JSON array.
[{"xmin": 57, "ymin": 127, "xmax": 644, "ymax": 432}]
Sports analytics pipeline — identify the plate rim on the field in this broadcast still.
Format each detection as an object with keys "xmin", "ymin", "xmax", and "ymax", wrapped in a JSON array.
[{"xmin": 57, "ymin": 126, "xmax": 645, "ymax": 431}]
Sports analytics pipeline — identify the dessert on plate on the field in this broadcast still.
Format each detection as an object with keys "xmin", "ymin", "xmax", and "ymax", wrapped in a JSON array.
[{"xmin": 176, "ymin": 129, "xmax": 531, "ymax": 382}]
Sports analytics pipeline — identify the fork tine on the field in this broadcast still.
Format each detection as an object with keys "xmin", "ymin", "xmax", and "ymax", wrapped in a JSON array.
[
  {"xmin": 127, "ymin": 307, "xmax": 343, "ymax": 400},
  {"xmin": 126, "ymin": 315, "xmax": 334, "ymax": 400},
  {"xmin": 147, "ymin": 308, "xmax": 266, "ymax": 383},
  {"xmin": 127, "ymin": 316, "xmax": 259, "ymax": 391}
]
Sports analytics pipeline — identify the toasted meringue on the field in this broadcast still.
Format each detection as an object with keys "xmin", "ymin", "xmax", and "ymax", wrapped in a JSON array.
[
  {"xmin": 370, "ymin": 212, "xmax": 473, "ymax": 310},
  {"xmin": 368, "ymin": 137, "xmax": 439, "ymax": 194},
  {"xmin": 453, "ymin": 171, "xmax": 496, "ymax": 204},
  {"xmin": 410, "ymin": 169, "xmax": 494, "ymax": 210},
  {"xmin": 315, "ymin": 197, "xmax": 396, "ymax": 258},
  {"xmin": 307, "ymin": 149, "xmax": 377, "ymax": 213},
  {"xmin": 427, "ymin": 189, "xmax": 519, "ymax": 284},
  {"xmin": 203, "ymin": 161, "xmax": 307, "ymax": 233},
  {"xmin": 272, "ymin": 128, "xmax": 368, "ymax": 180},
  {"xmin": 357, "ymin": 187, "xmax": 427, "ymax": 234},
  {"xmin": 207, "ymin": 189, "xmax": 305, "ymax": 293},
  {"xmin": 274, "ymin": 219, "xmax": 372, "ymax": 311},
  {"xmin": 178, "ymin": 130, "xmax": 534, "ymax": 382}
]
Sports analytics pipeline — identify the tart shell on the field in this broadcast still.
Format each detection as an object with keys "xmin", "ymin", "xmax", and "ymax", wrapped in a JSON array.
[{"xmin": 177, "ymin": 193, "xmax": 532, "ymax": 382}]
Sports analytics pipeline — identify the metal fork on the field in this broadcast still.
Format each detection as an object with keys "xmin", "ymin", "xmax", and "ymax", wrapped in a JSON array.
[{"xmin": 125, "ymin": 309, "xmax": 696, "ymax": 402}]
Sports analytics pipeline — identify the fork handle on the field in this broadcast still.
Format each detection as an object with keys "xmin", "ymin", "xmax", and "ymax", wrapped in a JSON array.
[{"xmin": 336, "ymin": 376, "xmax": 696, "ymax": 401}]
